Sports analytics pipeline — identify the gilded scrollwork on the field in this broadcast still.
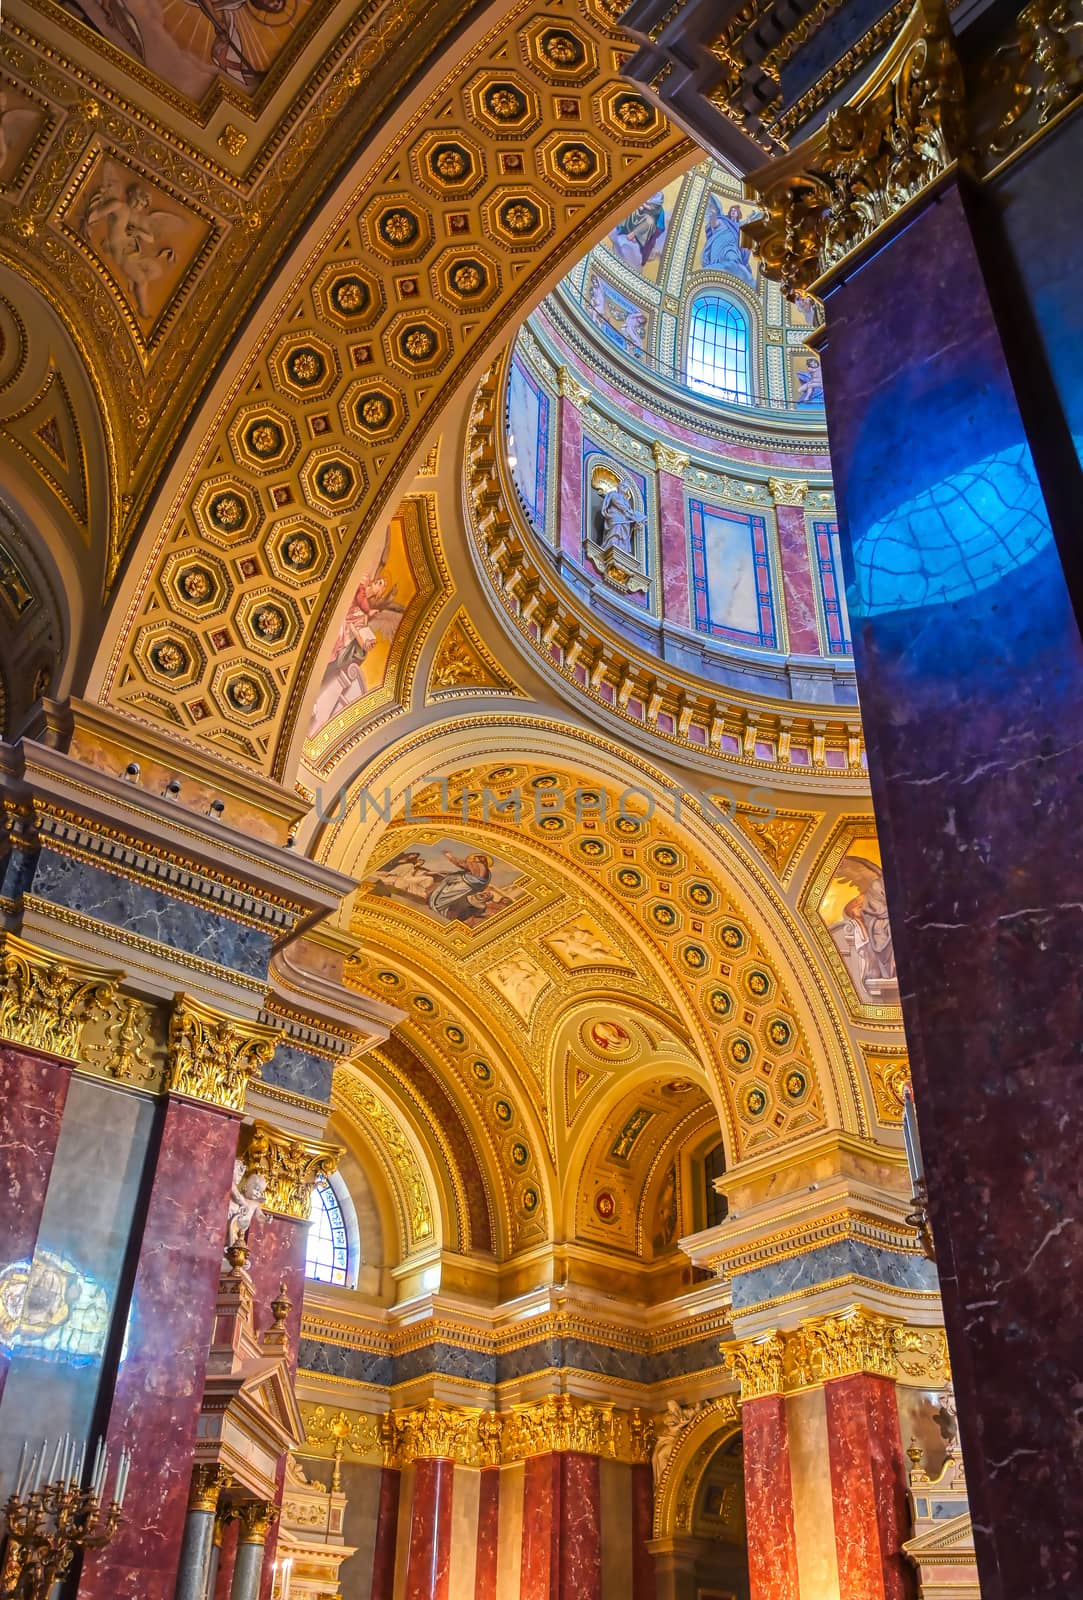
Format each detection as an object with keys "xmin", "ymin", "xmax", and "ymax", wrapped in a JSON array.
[
  {"xmin": 743, "ymin": 0, "xmax": 965, "ymax": 297},
  {"xmin": 722, "ymin": 1331, "xmax": 786, "ymax": 1400},
  {"xmin": 983, "ymin": 0, "xmax": 1083, "ymax": 155},
  {"xmin": 166, "ymin": 994, "xmax": 278, "ymax": 1112},
  {"xmin": 334, "ymin": 1076, "xmax": 434, "ymax": 1243}
]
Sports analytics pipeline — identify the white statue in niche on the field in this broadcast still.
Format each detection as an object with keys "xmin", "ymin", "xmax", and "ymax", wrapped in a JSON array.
[
  {"xmin": 225, "ymin": 1158, "xmax": 267, "ymax": 1256},
  {"xmin": 652, "ymin": 1398, "xmax": 701, "ymax": 1485},
  {"xmin": 587, "ymin": 463, "xmax": 649, "ymax": 595}
]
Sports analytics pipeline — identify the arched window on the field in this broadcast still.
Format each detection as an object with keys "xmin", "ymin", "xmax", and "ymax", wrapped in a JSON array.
[
  {"xmin": 306, "ymin": 1172, "xmax": 351, "ymax": 1286},
  {"xmin": 686, "ymin": 296, "xmax": 750, "ymax": 403}
]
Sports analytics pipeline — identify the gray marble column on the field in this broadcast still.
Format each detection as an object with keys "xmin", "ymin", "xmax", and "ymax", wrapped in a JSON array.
[
  {"xmin": 174, "ymin": 1506, "xmax": 215, "ymax": 1600},
  {"xmin": 229, "ymin": 1501, "xmax": 276, "ymax": 1600}
]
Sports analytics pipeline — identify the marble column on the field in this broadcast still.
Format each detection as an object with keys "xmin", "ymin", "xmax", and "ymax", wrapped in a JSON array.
[
  {"xmin": 230, "ymin": 1500, "xmax": 276, "ymax": 1600},
  {"xmin": 173, "ymin": 1468, "xmax": 230, "ymax": 1600},
  {"xmin": 823, "ymin": 1374, "xmax": 913, "ymax": 1600},
  {"xmin": 474, "ymin": 1464, "xmax": 500, "ymax": 1600},
  {"xmin": 0, "ymin": 1046, "xmax": 72, "ymax": 1401},
  {"xmin": 370, "ymin": 1465, "xmax": 401, "ymax": 1600},
  {"xmin": 657, "ymin": 466, "xmax": 691, "ymax": 627},
  {"xmin": 818, "ymin": 162, "xmax": 1083, "ymax": 1598},
  {"xmin": 77, "ymin": 1094, "xmax": 242, "ymax": 1600},
  {"xmin": 741, "ymin": 1396, "xmax": 799, "ymax": 1600},
  {"xmin": 520, "ymin": 1452, "xmax": 602, "ymax": 1600},
  {"xmin": 214, "ymin": 1514, "xmax": 239, "ymax": 1600},
  {"xmin": 404, "ymin": 1456, "xmax": 454, "ymax": 1600}
]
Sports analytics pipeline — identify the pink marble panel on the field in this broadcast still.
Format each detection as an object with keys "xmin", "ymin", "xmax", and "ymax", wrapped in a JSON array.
[
  {"xmin": 559, "ymin": 1453, "xmax": 601, "ymax": 1600},
  {"xmin": 77, "ymin": 1096, "xmax": 241, "ymax": 1600},
  {"xmin": 743, "ymin": 1395, "xmax": 800, "ymax": 1600},
  {"xmin": 775, "ymin": 505, "xmax": 821, "ymax": 655},
  {"xmin": 214, "ymin": 1514, "xmax": 238, "ymax": 1600},
  {"xmin": 248, "ymin": 1211, "xmax": 307, "ymax": 1600},
  {"xmin": 658, "ymin": 470, "xmax": 691, "ymax": 627},
  {"xmin": 558, "ymin": 399, "xmax": 584, "ymax": 557},
  {"xmin": 475, "ymin": 1465, "xmax": 500, "ymax": 1599},
  {"xmin": 824, "ymin": 1374, "xmax": 915, "ymax": 1600},
  {"xmin": 404, "ymin": 1455, "xmax": 454, "ymax": 1600},
  {"xmin": 521, "ymin": 1454, "xmax": 558, "ymax": 1599},
  {"xmin": 0, "ymin": 1046, "xmax": 72, "ymax": 1400},
  {"xmin": 370, "ymin": 1466, "xmax": 401, "ymax": 1600}
]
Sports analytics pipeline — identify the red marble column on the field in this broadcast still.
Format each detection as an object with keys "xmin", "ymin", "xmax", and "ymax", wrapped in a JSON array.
[
  {"xmin": 370, "ymin": 1466, "xmax": 401, "ymax": 1600},
  {"xmin": 521, "ymin": 1453, "xmax": 602, "ymax": 1600},
  {"xmin": 657, "ymin": 468, "xmax": 691, "ymax": 627},
  {"xmin": 0, "ymin": 1046, "xmax": 72, "ymax": 1400},
  {"xmin": 774, "ymin": 504, "xmax": 820, "ymax": 654},
  {"xmin": 474, "ymin": 1464, "xmax": 500, "ymax": 1599},
  {"xmin": 78, "ymin": 1094, "xmax": 241, "ymax": 1600},
  {"xmin": 630, "ymin": 1461, "xmax": 657, "ymax": 1600},
  {"xmin": 742, "ymin": 1396, "xmax": 800, "ymax": 1600},
  {"xmin": 824, "ymin": 1375, "xmax": 915, "ymax": 1600},
  {"xmin": 213, "ymin": 1513, "xmax": 237, "ymax": 1600},
  {"xmin": 558, "ymin": 396, "xmax": 584, "ymax": 558},
  {"xmin": 246, "ymin": 1210, "xmax": 308, "ymax": 1600},
  {"xmin": 404, "ymin": 1457, "xmax": 454, "ymax": 1600}
]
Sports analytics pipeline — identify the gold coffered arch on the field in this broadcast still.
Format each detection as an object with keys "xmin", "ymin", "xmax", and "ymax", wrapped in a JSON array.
[{"xmin": 89, "ymin": 0, "xmax": 691, "ymax": 775}]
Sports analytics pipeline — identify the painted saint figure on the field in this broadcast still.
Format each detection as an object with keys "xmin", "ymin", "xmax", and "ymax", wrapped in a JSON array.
[
  {"xmin": 702, "ymin": 196, "xmax": 755, "ymax": 284},
  {"xmin": 610, "ymin": 193, "xmax": 667, "ymax": 270}
]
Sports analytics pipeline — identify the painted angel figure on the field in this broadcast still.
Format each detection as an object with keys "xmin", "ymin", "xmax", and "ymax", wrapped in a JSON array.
[
  {"xmin": 81, "ymin": 172, "xmax": 186, "ymax": 319},
  {"xmin": 309, "ymin": 527, "xmax": 406, "ymax": 729},
  {"xmin": 0, "ymin": 92, "xmax": 40, "ymax": 175},
  {"xmin": 835, "ymin": 854, "xmax": 896, "ymax": 990}
]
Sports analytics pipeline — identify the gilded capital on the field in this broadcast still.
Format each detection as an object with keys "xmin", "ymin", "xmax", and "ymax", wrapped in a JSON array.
[
  {"xmin": 791, "ymin": 1305, "xmax": 900, "ymax": 1384},
  {"xmin": 236, "ymin": 1498, "xmax": 278, "ymax": 1545},
  {"xmin": 0, "ymin": 933, "xmax": 119, "ymax": 1064},
  {"xmin": 768, "ymin": 477, "xmax": 809, "ymax": 506},
  {"xmin": 397, "ymin": 1399, "xmax": 475, "ymax": 1463},
  {"xmin": 743, "ymin": 0, "xmax": 965, "ymax": 298},
  {"xmin": 189, "ymin": 1464, "xmax": 232, "ymax": 1513},
  {"xmin": 722, "ymin": 1331, "xmax": 786, "ymax": 1401},
  {"xmin": 242, "ymin": 1120, "xmax": 341, "ymax": 1220},
  {"xmin": 166, "ymin": 995, "xmax": 278, "ymax": 1112},
  {"xmin": 652, "ymin": 439, "xmax": 690, "ymax": 476}
]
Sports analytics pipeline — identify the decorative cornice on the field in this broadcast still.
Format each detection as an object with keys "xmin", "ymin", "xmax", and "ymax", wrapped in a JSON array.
[
  {"xmin": 302, "ymin": 1397, "xmax": 656, "ymax": 1469},
  {"xmin": 724, "ymin": 1305, "xmax": 947, "ymax": 1398},
  {"xmin": 242, "ymin": 1120, "xmax": 340, "ymax": 1221},
  {"xmin": 166, "ymin": 994, "xmax": 279, "ymax": 1112}
]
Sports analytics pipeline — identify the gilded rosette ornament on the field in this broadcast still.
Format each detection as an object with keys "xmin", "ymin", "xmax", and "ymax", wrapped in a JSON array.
[
  {"xmin": 166, "ymin": 995, "xmax": 279, "ymax": 1112},
  {"xmin": 242, "ymin": 1121, "xmax": 341, "ymax": 1220},
  {"xmin": 743, "ymin": 0, "xmax": 965, "ymax": 296},
  {"xmin": 0, "ymin": 933, "xmax": 119, "ymax": 1063},
  {"xmin": 722, "ymin": 1331, "xmax": 786, "ymax": 1401}
]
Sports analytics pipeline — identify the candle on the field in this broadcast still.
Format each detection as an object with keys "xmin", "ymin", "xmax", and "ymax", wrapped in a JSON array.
[
  {"xmin": 115, "ymin": 1450, "xmax": 130, "ymax": 1507},
  {"xmin": 902, "ymin": 1085, "xmax": 925, "ymax": 1187},
  {"xmin": 76, "ymin": 1439, "xmax": 86, "ymax": 1487},
  {"xmin": 48, "ymin": 1437, "xmax": 62, "ymax": 1484},
  {"xmin": 25, "ymin": 1445, "xmax": 41, "ymax": 1498},
  {"xmin": 14, "ymin": 1439, "xmax": 28, "ymax": 1499},
  {"xmin": 90, "ymin": 1438, "xmax": 103, "ymax": 1496}
]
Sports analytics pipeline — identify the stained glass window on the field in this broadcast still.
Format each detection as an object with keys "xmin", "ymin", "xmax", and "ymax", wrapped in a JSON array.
[
  {"xmin": 686, "ymin": 296, "xmax": 750, "ymax": 403},
  {"xmin": 306, "ymin": 1173, "xmax": 350, "ymax": 1286}
]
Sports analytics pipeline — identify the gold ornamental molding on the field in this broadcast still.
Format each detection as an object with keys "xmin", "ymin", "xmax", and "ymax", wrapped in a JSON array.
[
  {"xmin": 302, "ymin": 1397, "xmax": 656, "ymax": 1471},
  {"xmin": 188, "ymin": 1465, "xmax": 233, "ymax": 1515},
  {"xmin": 241, "ymin": 1120, "xmax": 341, "ymax": 1221},
  {"xmin": 723, "ymin": 1307, "xmax": 951, "ymax": 1399},
  {"xmin": 743, "ymin": 0, "xmax": 965, "ymax": 299},
  {"xmin": 0, "ymin": 931, "xmax": 120, "ymax": 1064},
  {"xmin": 166, "ymin": 994, "xmax": 279, "ymax": 1113}
]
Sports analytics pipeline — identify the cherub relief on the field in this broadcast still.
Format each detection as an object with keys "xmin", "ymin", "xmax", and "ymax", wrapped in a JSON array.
[{"xmin": 81, "ymin": 171, "xmax": 187, "ymax": 320}]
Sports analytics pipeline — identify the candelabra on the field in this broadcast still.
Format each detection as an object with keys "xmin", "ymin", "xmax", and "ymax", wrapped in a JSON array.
[{"xmin": 0, "ymin": 1437, "xmax": 131, "ymax": 1600}]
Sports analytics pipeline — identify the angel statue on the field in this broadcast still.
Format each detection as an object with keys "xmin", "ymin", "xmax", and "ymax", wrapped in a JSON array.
[
  {"xmin": 81, "ymin": 172, "xmax": 186, "ymax": 320},
  {"xmin": 308, "ymin": 526, "xmax": 406, "ymax": 731},
  {"xmin": 224, "ymin": 1158, "xmax": 267, "ymax": 1259},
  {"xmin": 651, "ymin": 1399, "xmax": 700, "ymax": 1486}
]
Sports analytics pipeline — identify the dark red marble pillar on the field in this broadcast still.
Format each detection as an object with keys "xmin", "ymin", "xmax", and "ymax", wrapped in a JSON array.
[
  {"xmin": 741, "ymin": 1396, "xmax": 799, "ymax": 1600},
  {"xmin": 474, "ymin": 1464, "xmax": 500, "ymax": 1599},
  {"xmin": 823, "ymin": 1375, "xmax": 914, "ymax": 1600},
  {"xmin": 0, "ymin": 1046, "xmax": 72, "ymax": 1400},
  {"xmin": 521, "ymin": 1452, "xmax": 602, "ymax": 1600},
  {"xmin": 369, "ymin": 1466, "xmax": 401, "ymax": 1600},
  {"xmin": 213, "ymin": 1512, "xmax": 237, "ymax": 1600},
  {"xmin": 77, "ymin": 1095, "xmax": 240, "ymax": 1600},
  {"xmin": 403, "ymin": 1457, "xmax": 454, "ymax": 1600},
  {"xmin": 775, "ymin": 503, "xmax": 820, "ymax": 654},
  {"xmin": 630, "ymin": 1461, "xmax": 657, "ymax": 1600},
  {"xmin": 657, "ymin": 468, "xmax": 691, "ymax": 627},
  {"xmin": 818, "ymin": 168, "xmax": 1083, "ymax": 1599},
  {"xmin": 246, "ymin": 1210, "xmax": 307, "ymax": 1600}
]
